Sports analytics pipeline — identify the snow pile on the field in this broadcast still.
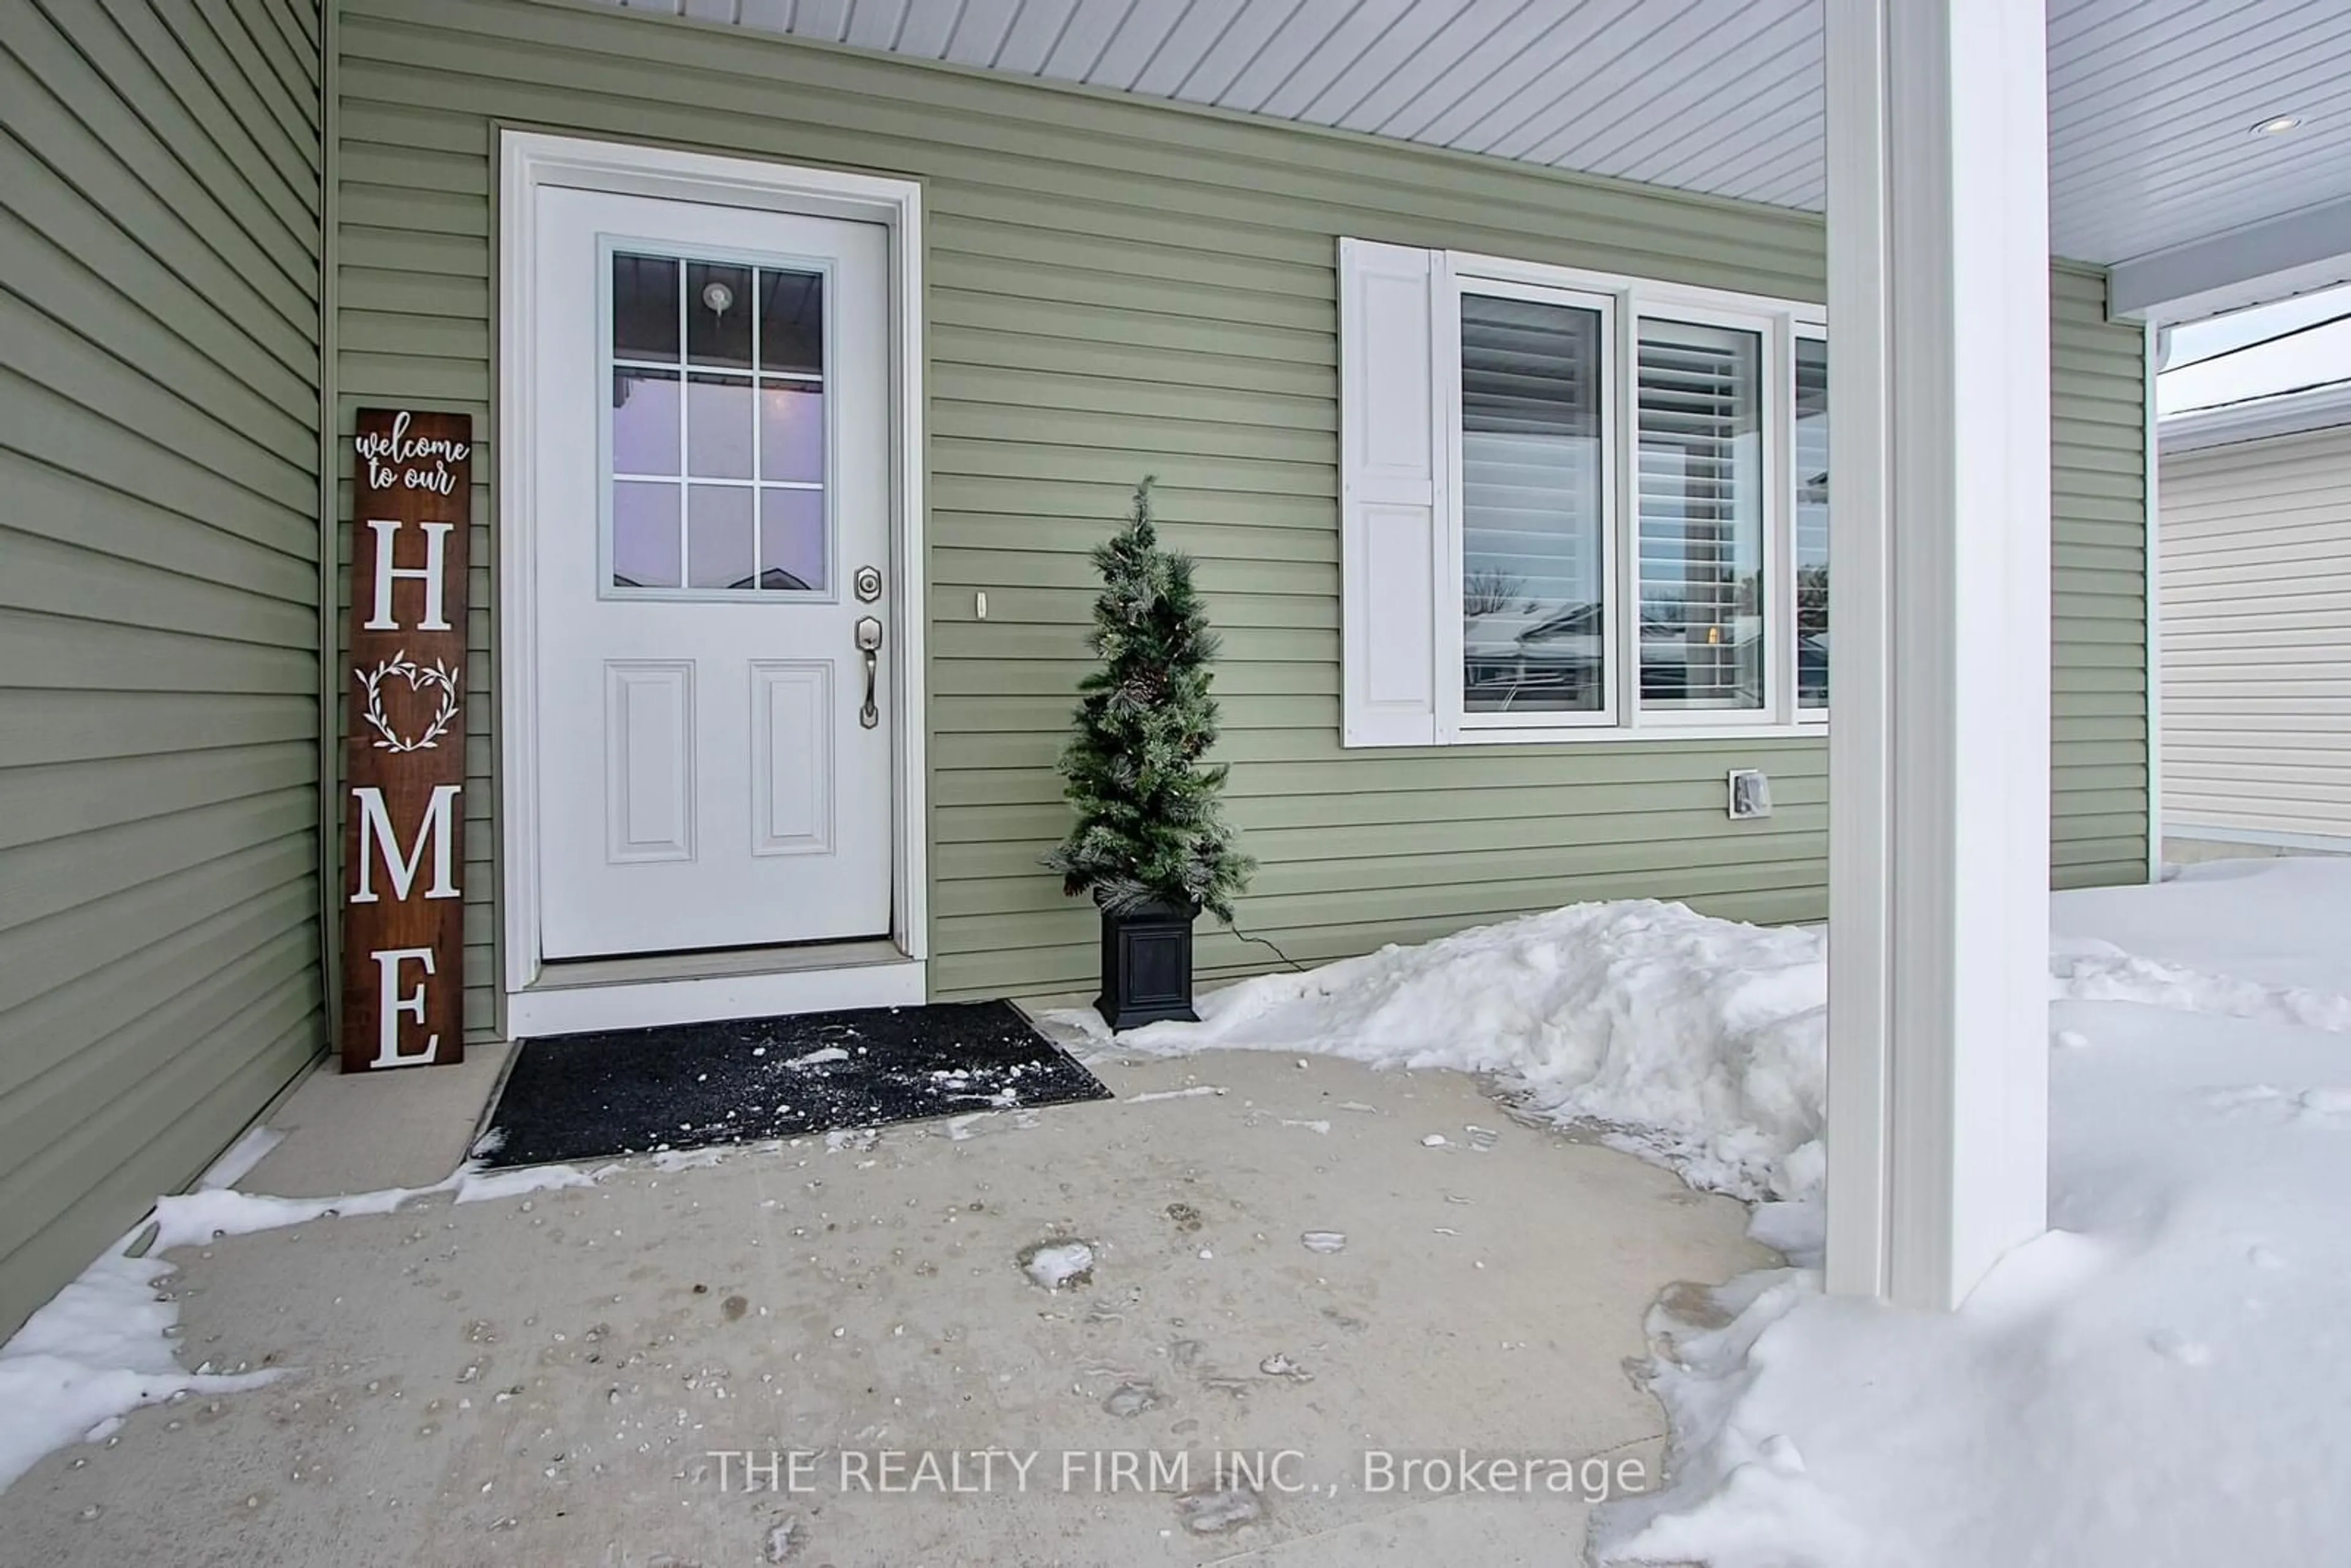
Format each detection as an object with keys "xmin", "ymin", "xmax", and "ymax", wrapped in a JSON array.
[
  {"xmin": 1599, "ymin": 991, "xmax": 2351, "ymax": 1565},
  {"xmin": 0, "ymin": 1251, "xmax": 282, "ymax": 1493},
  {"xmin": 1093, "ymin": 859, "xmax": 2351, "ymax": 1566},
  {"xmin": 1591, "ymin": 859, "xmax": 2351, "ymax": 1567},
  {"xmin": 1107, "ymin": 899, "xmax": 1831, "ymax": 1202}
]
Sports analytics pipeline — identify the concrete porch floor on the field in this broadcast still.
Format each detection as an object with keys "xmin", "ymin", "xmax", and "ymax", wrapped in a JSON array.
[{"xmin": 3, "ymin": 1033, "xmax": 1768, "ymax": 1567}]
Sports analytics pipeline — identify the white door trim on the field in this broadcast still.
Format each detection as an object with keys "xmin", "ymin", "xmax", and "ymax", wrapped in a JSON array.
[
  {"xmin": 505, "ymin": 947, "xmax": 928, "ymax": 1040},
  {"xmin": 497, "ymin": 130, "xmax": 928, "ymax": 1034}
]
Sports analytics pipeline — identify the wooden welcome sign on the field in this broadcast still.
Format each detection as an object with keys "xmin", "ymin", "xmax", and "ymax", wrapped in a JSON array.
[{"xmin": 341, "ymin": 409, "xmax": 471, "ymax": 1071}]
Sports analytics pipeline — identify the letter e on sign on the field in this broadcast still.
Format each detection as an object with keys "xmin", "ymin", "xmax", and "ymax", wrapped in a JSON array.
[{"xmin": 342, "ymin": 408, "xmax": 471, "ymax": 1070}]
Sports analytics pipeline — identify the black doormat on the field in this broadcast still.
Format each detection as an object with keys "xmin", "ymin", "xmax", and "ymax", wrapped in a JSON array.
[{"xmin": 478, "ymin": 1000, "xmax": 1112, "ymax": 1169}]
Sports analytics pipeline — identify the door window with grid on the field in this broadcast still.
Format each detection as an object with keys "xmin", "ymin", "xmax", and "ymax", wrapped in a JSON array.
[{"xmin": 606, "ymin": 250, "xmax": 832, "ymax": 596}]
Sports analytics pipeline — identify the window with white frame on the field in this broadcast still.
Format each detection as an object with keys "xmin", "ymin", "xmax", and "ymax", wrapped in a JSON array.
[{"xmin": 1338, "ymin": 239, "xmax": 1827, "ymax": 748}]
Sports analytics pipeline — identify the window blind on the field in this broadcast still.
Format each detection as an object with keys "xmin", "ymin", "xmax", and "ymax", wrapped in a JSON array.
[
  {"xmin": 1458, "ymin": 293, "xmax": 1606, "ymax": 715},
  {"xmin": 1794, "ymin": 336, "xmax": 1829, "ymax": 708},
  {"xmin": 1636, "ymin": 320, "xmax": 1765, "ymax": 711}
]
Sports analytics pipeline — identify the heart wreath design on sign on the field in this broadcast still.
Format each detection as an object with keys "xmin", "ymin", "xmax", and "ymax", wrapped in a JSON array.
[{"xmin": 354, "ymin": 650, "xmax": 463, "ymax": 752}]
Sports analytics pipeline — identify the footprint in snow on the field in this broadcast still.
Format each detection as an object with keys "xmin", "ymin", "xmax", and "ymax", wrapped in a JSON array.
[
  {"xmin": 2206, "ymin": 1084, "xmax": 2351, "ymax": 1125},
  {"xmin": 2292, "ymin": 1088, "xmax": 2351, "ymax": 1124}
]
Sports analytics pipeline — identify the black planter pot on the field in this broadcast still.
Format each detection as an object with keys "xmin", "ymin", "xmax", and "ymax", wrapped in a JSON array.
[{"xmin": 1094, "ymin": 894, "xmax": 1201, "ymax": 1030}]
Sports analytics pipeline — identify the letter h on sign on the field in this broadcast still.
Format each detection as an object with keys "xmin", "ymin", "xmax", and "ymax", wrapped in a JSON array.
[{"xmin": 342, "ymin": 409, "xmax": 472, "ymax": 1071}]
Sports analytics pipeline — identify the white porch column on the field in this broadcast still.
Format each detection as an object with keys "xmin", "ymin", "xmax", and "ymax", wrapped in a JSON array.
[{"xmin": 1823, "ymin": 0, "xmax": 2053, "ymax": 1308}]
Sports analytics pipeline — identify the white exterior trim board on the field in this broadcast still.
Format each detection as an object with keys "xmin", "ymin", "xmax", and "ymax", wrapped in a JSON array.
[
  {"xmin": 2164, "ymin": 822, "xmax": 2351, "ymax": 856},
  {"xmin": 2145, "ymin": 321, "xmax": 2162, "ymax": 886},
  {"xmin": 2109, "ymin": 193, "xmax": 2351, "ymax": 323},
  {"xmin": 2160, "ymin": 381, "xmax": 2351, "ymax": 454},
  {"xmin": 1822, "ymin": 0, "xmax": 1895, "ymax": 1303},
  {"xmin": 1447, "ymin": 250, "xmax": 1829, "ymax": 327},
  {"xmin": 1824, "ymin": 0, "xmax": 2053, "ymax": 1310},
  {"xmin": 506, "ymin": 959, "xmax": 928, "ymax": 1038}
]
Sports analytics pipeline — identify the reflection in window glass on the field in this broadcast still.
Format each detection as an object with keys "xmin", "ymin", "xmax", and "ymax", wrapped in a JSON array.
[
  {"xmin": 758, "ymin": 489, "xmax": 827, "ymax": 592},
  {"xmin": 685, "ymin": 374, "xmax": 754, "ymax": 479},
  {"xmin": 612, "ymin": 254, "xmax": 679, "ymax": 362},
  {"xmin": 611, "ymin": 369, "xmax": 680, "ymax": 476},
  {"xmin": 759, "ymin": 383, "xmax": 824, "ymax": 484},
  {"xmin": 1795, "ymin": 337, "xmax": 1829, "ymax": 710},
  {"xmin": 1637, "ymin": 319, "xmax": 1764, "ymax": 711},
  {"xmin": 686, "ymin": 485, "xmax": 756, "ymax": 590},
  {"xmin": 1458, "ymin": 293, "xmax": 1607, "ymax": 715},
  {"xmin": 612, "ymin": 481, "xmax": 681, "ymax": 590},
  {"xmin": 759, "ymin": 269, "xmax": 825, "ymax": 374},
  {"xmin": 685, "ymin": 261, "xmax": 754, "ymax": 369}
]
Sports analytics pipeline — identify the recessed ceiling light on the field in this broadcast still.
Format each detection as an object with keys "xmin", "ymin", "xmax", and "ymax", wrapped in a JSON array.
[{"xmin": 2251, "ymin": 114, "xmax": 2305, "ymax": 136}]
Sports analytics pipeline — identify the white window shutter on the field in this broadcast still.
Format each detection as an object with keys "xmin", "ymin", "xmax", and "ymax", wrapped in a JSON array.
[{"xmin": 1338, "ymin": 238, "xmax": 1444, "ymax": 748}]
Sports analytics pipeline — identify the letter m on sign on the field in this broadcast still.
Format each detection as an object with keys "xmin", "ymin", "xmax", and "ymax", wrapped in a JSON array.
[{"xmin": 351, "ymin": 786, "xmax": 462, "ymax": 902}]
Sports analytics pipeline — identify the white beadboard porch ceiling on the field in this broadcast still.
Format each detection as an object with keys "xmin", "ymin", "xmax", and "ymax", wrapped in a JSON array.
[{"xmin": 593, "ymin": 0, "xmax": 2351, "ymax": 268}]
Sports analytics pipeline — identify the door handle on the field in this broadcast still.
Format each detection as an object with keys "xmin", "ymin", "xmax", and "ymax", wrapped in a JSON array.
[{"xmin": 855, "ymin": 616, "xmax": 883, "ymax": 729}]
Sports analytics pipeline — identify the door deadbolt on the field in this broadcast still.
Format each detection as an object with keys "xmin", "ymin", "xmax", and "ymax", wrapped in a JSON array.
[
  {"xmin": 855, "ymin": 616, "xmax": 883, "ymax": 729},
  {"xmin": 853, "ymin": 565, "xmax": 883, "ymax": 603}
]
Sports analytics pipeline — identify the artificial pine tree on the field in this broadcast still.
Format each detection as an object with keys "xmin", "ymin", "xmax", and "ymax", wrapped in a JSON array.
[{"xmin": 1045, "ymin": 478, "xmax": 1254, "ymax": 922}]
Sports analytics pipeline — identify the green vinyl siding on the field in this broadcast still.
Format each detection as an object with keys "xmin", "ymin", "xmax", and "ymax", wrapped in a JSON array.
[
  {"xmin": 332, "ymin": 0, "xmax": 2147, "ymax": 1022},
  {"xmin": 0, "ymin": 0, "xmax": 325, "ymax": 1336},
  {"xmin": 2050, "ymin": 267, "xmax": 2154, "ymax": 888}
]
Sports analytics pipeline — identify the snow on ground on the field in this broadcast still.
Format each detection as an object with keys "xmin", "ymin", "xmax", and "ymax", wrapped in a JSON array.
[
  {"xmin": 2059, "ymin": 855, "xmax": 2351, "ymax": 997},
  {"xmin": 1600, "ymin": 987, "xmax": 2351, "ymax": 1566},
  {"xmin": 0, "ymin": 1154, "xmax": 612, "ymax": 1494},
  {"xmin": 147, "ymin": 1158, "xmax": 609, "ymax": 1251},
  {"xmin": 1070, "ymin": 857, "xmax": 2351, "ymax": 1566},
  {"xmin": 11, "ymin": 857, "xmax": 2349, "ymax": 1555},
  {"xmin": 0, "ymin": 1111, "xmax": 947, "ymax": 1497},
  {"xmin": 0, "ymin": 1252, "xmax": 283, "ymax": 1495}
]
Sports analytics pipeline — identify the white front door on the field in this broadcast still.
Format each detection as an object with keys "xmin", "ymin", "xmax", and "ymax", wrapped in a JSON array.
[{"xmin": 530, "ymin": 187, "xmax": 893, "ymax": 960}]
